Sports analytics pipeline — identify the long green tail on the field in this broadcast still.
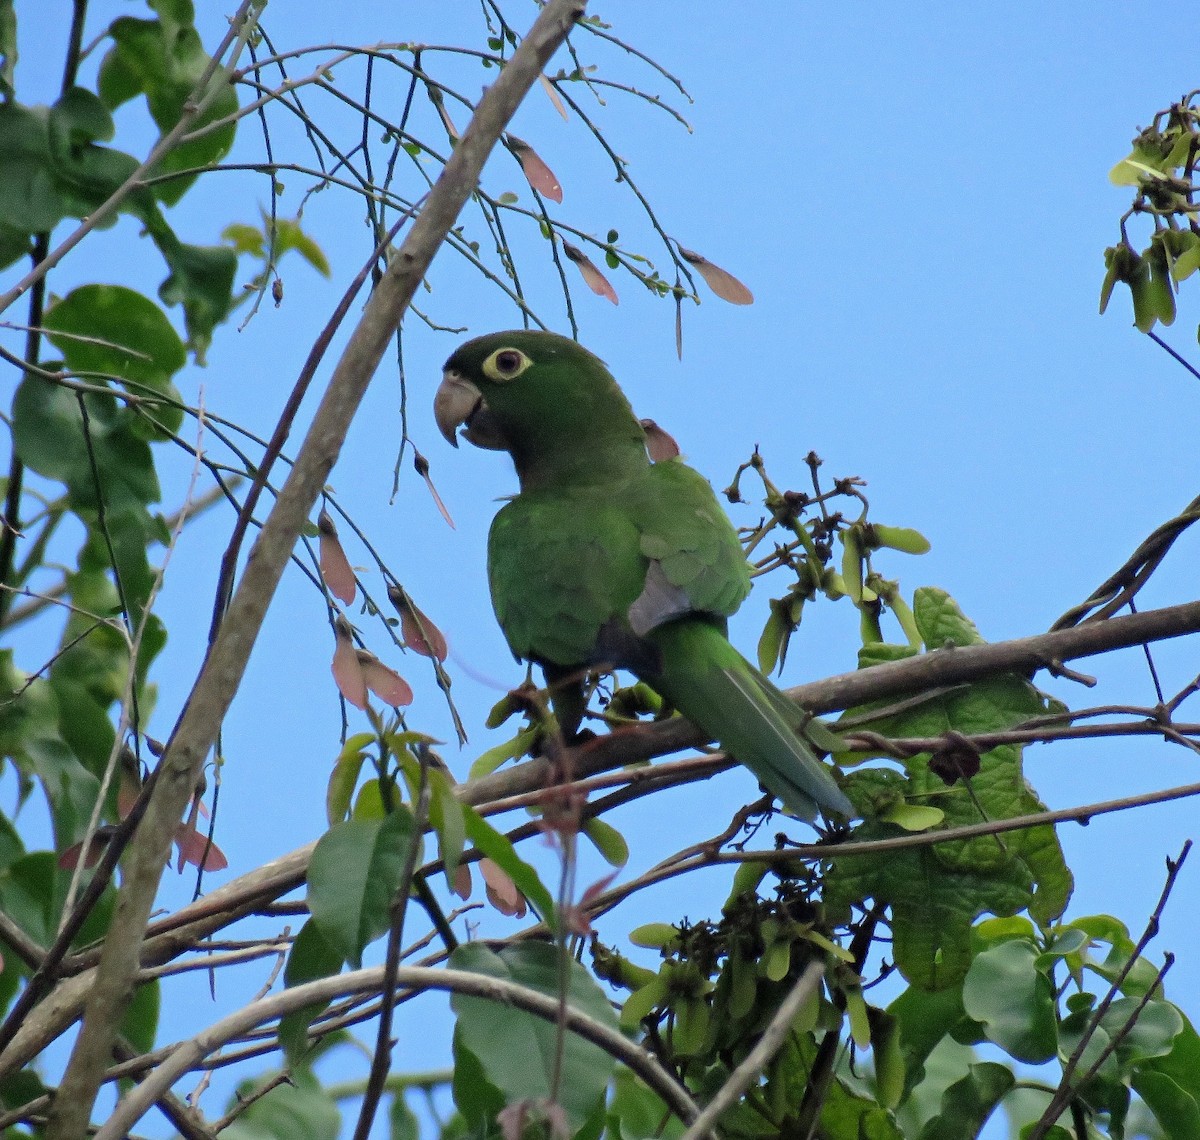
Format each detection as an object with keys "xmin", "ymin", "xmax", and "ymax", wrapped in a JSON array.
[{"xmin": 646, "ymin": 619, "xmax": 854, "ymax": 819}]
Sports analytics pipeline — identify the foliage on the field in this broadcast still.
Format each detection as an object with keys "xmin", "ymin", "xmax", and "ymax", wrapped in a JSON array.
[{"xmin": 0, "ymin": 3, "xmax": 1197, "ymax": 1140}]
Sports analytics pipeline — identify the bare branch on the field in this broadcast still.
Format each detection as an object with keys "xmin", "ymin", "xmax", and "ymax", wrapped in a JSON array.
[{"xmin": 42, "ymin": 5, "xmax": 588, "ymax": 1133}]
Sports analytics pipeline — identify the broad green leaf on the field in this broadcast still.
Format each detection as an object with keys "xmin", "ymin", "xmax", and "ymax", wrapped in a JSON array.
[
  {"xmin": 1133, "ymin": 1069, "xmax": 1200, "ymax": 1140},
  {"xmin": 153, "ymin": 231, "xmax": 238, "ymax": 361},
  {"xmin": 120, "ymin": 980, "xmax": 159, "ymax": 1056},
  {"xmin": 220, "ymin": 1077, "xmax": 340, "ymax": 1140},
  {"xmin": 450, "ymin": 941, "xmax": 619, "ymax": 1133},
  {"xmin": 44, "ymin": 284, "xmax": 186, "ymax": 436},
  {"xmin": 279, "ymin": 918, "xmax": 344, "ymax": 1065},
  {"xmin": 1101, "ymin": 996, "xmax": 1183, "ymax": 1068},
  {"xmin": 912, "ymin": 587, "xmax": 983, "ymax": 648},
  {"xmin": 827, "ymin": 590, "xmax": 1072, "ymax": 989},
  {"xmin": 917, "ymin": 1061, "xmax": 1013, "ymax": 1140},
  {"xmin": 99, "ymin": 13, "xmax": 238, "ymax": 207},
  {"xmin": 0, "ymin": 100, "xmax": 138, "ymax": 235},
  {"xmin": 307, "ymin": 810, "xmax": 419, "ymax": 967},
  {"xmin": 13, "ymin": 377, "xmax": 160, "ymax": 514},
  {"xmin": 1134, "ymin": 1010, "xmax": 1200, "ymax": 1133},
  {"xmin": 451, "ymin": 1028, "xmax": 505, "ymax": 1130},
  {"xmin": 887, "ymin": 983, "xmax": 969, "ymax": 1101},
  {"xmin": 389, "ymin": 1094, "xmax": 420, "ymax": 1140},
  {"xmin": 962, "ymin": 940, "xmax": 1056, "ymax": 1063},
  {"xmin": 607, "ymin": 1067, "xmax": 686, "ymax": 1140}
]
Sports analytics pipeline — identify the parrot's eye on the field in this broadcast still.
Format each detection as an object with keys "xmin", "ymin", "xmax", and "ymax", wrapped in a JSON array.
[{"xmin": 482, "ymin": 347, "xmax": 532, "ymax": 382}]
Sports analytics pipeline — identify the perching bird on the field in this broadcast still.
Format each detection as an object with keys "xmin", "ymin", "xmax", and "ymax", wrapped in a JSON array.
[{"xmin": 435, "ymin": 330, "xmax": 853, "ymax": 820}]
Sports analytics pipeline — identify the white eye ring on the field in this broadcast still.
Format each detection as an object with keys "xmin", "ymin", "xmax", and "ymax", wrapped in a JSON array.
[{"xmin": 483, "ymin": 347, "xmax": 532, "ymax": 382}]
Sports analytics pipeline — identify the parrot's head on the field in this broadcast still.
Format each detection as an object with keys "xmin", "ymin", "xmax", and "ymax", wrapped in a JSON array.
[{"xmin": 435, "ymin": 330, "xmax": 649, "ymax": 487}]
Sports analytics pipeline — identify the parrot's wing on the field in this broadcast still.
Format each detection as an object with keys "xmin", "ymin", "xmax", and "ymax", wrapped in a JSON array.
[
  {"xmin": 487, "ymin": 489, "xmax": 646, "ymax": 668},
  {"xmin": 624, "ymin": 460, "xmax": 751, "ymax": 630}
]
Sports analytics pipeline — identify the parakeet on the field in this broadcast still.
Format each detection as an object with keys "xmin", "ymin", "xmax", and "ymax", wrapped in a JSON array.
[{"xmin": 435, "ymin": 330, "xmax": 853, "ymax": 820}]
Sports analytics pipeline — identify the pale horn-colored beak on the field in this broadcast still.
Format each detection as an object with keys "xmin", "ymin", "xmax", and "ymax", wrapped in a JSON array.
[
  {"xmin": 434, "ymin": 370, "xmax": 508, "ymax": 450},
  {"xmin": 434, "ymin": 371, "xmax": 477, "ymax": 447}
]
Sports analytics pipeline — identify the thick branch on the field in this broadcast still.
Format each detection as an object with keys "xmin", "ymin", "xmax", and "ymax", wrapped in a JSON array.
[
  {"xmin": 9, "ymin": 595, "xmax": 1199, "ymax": 1080},
  {"xmin": 464, "ymin": 596, "xmax": 1200, "ymax": 801},
  {"xmin": 93, "ymin": 963, "xmax": 695, "ymax": 1140},
  {"xmin": 42, "ymin": 3, "xmax": 587, "ymax": 1135}
]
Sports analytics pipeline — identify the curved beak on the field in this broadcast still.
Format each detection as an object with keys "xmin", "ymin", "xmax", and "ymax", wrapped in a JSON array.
[{"xmin": 434, "ymin": 370, "xmax": 508, "ymax": 451}]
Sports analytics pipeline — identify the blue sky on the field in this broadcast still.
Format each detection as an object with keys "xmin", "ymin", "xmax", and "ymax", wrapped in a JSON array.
[{"xmin": 9, "ymin": 2, "xmax": 1200, "ymax": 1134}]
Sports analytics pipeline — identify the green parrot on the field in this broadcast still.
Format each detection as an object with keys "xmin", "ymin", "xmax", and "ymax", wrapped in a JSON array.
[{"xmin": 434, "ymin": 330, "xmax": 853, "ymax": 820}]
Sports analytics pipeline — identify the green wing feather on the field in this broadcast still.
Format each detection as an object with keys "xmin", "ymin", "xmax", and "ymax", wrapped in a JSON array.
[
  {"xmin": 646, "ymin": 618, "xmax": 855, "ymax": 819},
  {"xmin": 488, "ymin": 487, "xmax": 644, "ymax": 667}
]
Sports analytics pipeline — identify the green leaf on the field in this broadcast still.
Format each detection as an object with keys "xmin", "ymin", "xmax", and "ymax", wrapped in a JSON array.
[
  {"xmin": 1101, "ymin": 996, "xmax": 1183, "ymax": 1068},
  {"xmin": 0, "ymin": 100, "xmax": 139, "ymax": 235},
  {"xmin": 1134, "ymin": 1066, "xmax": 1200, "ymax": 1140},
  {"xmin": 607, "ymin": 1067, "xmax": 686, "ymax": 1140},
  {"xmin": 913, "ymin": 587, "xmax": 983, "ymax": 648},
  {"xmin": 153, "ymin": 231, "xmax": 238, "ymax": 361},
  {"xmin": 962, "ymin": 939, "xmax": 1056, "ymax": 1063},
  {"xmin": 325, "ymin": 735, "xmax": 372, "ymax": 825},
  {"xmin": 630, "ymin": 922, "xmax": 679, "ymax": 949},
  {"xmin": 389, "ymin": 1094, "xmax": 420, "ymax": 1140},
  {"xmin": 279, "ymin": 918, "xmax": 344, "ymax": 1065},
  {"xmin": 449, "ymin": 941, "xmax": 618, "ymax": 1134},
  {"xmin": 220, "ymin": 1077, "xmax": 340, "ymax": 1140},
  {"xmin": 0, "ymin": 0, "xmax": 14, "ymax": 100},
  {"xmin": 468, "ymin": 724, "xmax": 538, "ymax": 779},
  {"xmin": 272, "ymin": 215, "xmax": 331, "ymax": 276},
  {"xmin": 99, "ymin": 13, "xmax": 238, "ymax": 207},
  {"xmin": 221, "ymin": 220, "xmax": 264, "ymax": 256},
  {"xmin": 120, "ymin": 980, "xmax": 159, "ymax": 1056},
  {"xmin": 44, "ymin": 284, "xmax": 186, "ymax": 438},
  {"xmin": 581, "ymin": 816, "xmax": 629, "ymax": 867},
  {"xmin": 461, "ymin": 802, "xmax": 556, "ymax": 926},
  {"xmin": 306, "ymin": 810, "xmax": 419, "ymax": 967},
  {"xmin": 13, "ymin": 376, "xmax": 160, "ymax": 511},
  {"xmin": 1134, "ymin": 1009, "xmax": 1200, "ymax": 1135},
  {"xmin": 917, "ymin": 1061, "xmax": 1014, "ymax": 1140},
  {"xmin": 425, "ymin": 768, "xmax": 466, "ymax": 885},
  {"xmin": 451, "ymin": 1028, "xmax": 505, "ymax": 1130}
]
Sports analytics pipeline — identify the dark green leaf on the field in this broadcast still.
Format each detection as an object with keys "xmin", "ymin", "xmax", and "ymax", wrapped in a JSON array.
[
  {"xmin": 917, "ymin": 1061, "xmax": 1013, "ymax": 1140},
  {"xmin": 307, "ymin": 810, "xmax": 419, "ymax": 967},
  {"xmin": 962, "ymin": 939, "xmax": 1056, "ymax": 1063},
  {"xmin": 389, "ymin": 1094, "xmax": 420, "ymax": 1140},
  {"xmin": 44, "ymin": 284, "xmax": 186, "ymax": 436},
  {"xmin": 449, "ymin": 941, "xmax": 619, "ymax": 1133},
  {"xmin": 279, "ymin": 918, "xmax": 344, "ymax": 1065},
  {"xmin": 120, "ymin": 980, "xmax": 160, "ymax": 1055},
  {"xmin": 220, "ymin": 1077, "xmax": 340, "ymax": 1140},
  {"xmin": 13, "ymin": 376, "xmax": 160, "ymax": 510}
]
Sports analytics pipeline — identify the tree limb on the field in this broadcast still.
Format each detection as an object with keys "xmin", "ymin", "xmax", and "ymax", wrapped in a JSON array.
[{"xmin": 41, "ymin": 3, "xmax": 588, "ymax": 1133}]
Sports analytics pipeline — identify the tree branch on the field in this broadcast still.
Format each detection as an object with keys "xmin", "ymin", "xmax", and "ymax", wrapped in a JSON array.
[
  {"xmin": 93, "ymin": 962, "xmax": 696, "ymax": 1140},
  {"xmin": 463, "ymin": 596, "xmax": 1200, "ymax": 802},
  {"xmin": 42, "ymin": 5, "xmax": 588, "ymax": 1132},
  {"xmin": 9, "ymin": 596, "xmax": 1200, "ymax": 1081}
]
